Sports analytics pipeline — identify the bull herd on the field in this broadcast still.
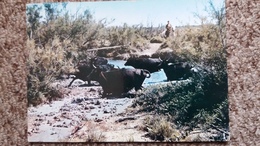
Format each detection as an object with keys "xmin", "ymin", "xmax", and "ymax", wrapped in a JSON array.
[{"xmin": 68, "ymin": 57, "xmax": 197, "ymax": 97}]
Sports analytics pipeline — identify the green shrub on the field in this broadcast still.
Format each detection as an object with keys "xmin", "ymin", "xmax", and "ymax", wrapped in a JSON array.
[
  {"xmin": 133, "ymin": 67, "xmax": 228, "ymax": 130},
  {"xmin": 27, "ymin": 38, "xmax": 70, "ymax": 105}
]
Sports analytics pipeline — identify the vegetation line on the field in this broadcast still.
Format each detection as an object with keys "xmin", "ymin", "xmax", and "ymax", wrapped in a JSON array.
[{"xmin": 86, "ymin": 45, "xmax": 130, "ymax": 51}]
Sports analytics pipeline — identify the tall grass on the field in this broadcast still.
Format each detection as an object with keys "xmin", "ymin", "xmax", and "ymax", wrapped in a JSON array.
[
  {"xmin": 154, "ymin": 24, "xmax": 226, "ymax": 66},
  {"xmin": 27, "ymin": 38, "xmax": 66, "ymax": 106},
  {"xmin": 142, "ymin": 116, "xmax": 181, "ymax": 142}
]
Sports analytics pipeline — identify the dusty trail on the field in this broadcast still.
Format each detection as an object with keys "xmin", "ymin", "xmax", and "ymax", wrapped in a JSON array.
[
  {"xmin": 27, "ymin": 43, "xmax": 162, "ymax": 142},
  {"xmin": 139, "ymin": 43, "xmax": 162, "ymax": 56}
]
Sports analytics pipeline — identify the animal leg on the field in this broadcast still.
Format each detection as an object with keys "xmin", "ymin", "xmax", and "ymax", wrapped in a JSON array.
[
  {"xmin": 102, "ymin": 92, "xmax": 106, "ymax": 98},
  {"xmin": 68, "ymin": 78, "xmax": 76, "ymax": 87},
  {"xmin": 135, "ymin": 85, "xmax": 142, "ymax": 91},
  {"xmin": 87, "ymin": 80, "xmax": 92, "ymax": 86}
]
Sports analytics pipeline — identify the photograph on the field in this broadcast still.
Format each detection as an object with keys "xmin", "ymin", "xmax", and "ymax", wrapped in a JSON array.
[{"xmin": 26, "ymin": 0, "xmax": 229, "ymax": 142}]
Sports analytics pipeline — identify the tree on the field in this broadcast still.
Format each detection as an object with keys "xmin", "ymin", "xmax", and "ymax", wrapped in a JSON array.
[
  {"xmin": 26, "ymin": 5, "xmax": 42, "ymax": 39},
  {"xmin": 207, "ymin": 0, "xmax": 226, "ymax": 48},
  {"xmin": 44, "ymin": 3, "xmax": 60, "ymax": 23},
  {"xmin": 193, "ymin": 0, "xmax": 226, "ymax": 48}
]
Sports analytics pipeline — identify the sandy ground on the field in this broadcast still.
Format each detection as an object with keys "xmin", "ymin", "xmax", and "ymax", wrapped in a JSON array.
[
  {"xmin": 140, "ymin": 43, "xmax": 162, "ymax": 56},
  {"xmin": 27, "ymin": 43, "xmax": 162, "ymax": 142}
]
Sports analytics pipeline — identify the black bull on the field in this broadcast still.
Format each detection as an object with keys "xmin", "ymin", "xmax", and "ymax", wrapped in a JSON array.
[
  {"xmin": 124, "ymin": 58, "xmax": 162, "ymax": 73},
  {"xmin": 87, "ymin": 68, "xmax": 151, "ymax": 97},
  {"xmin": 124, "ymin": 57, "xmax": 196, "ymax": 81},
  {"xmin": 161, "ymin": 62, "xmax": 194, "ymax": 81},
  {"xmin": 67, "ymin": 57, "xmax": 111, "ymax": 87},
  {"xmin": 90, "ymin": 56, "xmax": 108, "ymax": 66}
]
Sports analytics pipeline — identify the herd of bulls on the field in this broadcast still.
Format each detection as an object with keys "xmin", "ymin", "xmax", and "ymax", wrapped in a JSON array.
[{"xmin": 68, "ymin": 57, "xmax": 198, "ymax": 97}]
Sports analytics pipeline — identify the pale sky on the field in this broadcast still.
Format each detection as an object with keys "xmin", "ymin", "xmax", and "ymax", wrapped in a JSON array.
[{"xmin": 27, "ymin": 0, "xmax": 225, "ymax": 27}]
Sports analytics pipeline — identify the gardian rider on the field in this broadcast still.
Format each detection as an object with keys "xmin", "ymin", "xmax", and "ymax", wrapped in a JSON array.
[{"xmin": 165, "ymin": 20, "xmax": 173, "ymax": 38}]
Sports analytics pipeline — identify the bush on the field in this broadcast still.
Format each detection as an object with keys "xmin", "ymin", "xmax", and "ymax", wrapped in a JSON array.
[
  {"xmin": 133, "ymin": 67, "xmax": 228, "ymax": 131},
  {"xmin": 27, "ymin": 39, "xmax": 67, "ymax": 106},
  {"xmin": 151, "ymin": 24, "xmax": 226, "ymax": 65},
  {"xmin": 150, "ymin": 36, "xmax": 165, "ymax": 43},
  {"xmin": 142, "ymin": 116, "xmax": 181, "ymax": 142}
]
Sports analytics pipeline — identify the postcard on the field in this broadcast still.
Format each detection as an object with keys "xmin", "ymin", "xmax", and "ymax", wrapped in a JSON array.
[{"xmin": 27, "ymin": 0, "xmax": 229, "ymax": 142}]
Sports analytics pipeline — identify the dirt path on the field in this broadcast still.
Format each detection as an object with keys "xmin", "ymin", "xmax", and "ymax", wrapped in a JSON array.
[{"xmin": 138, "ymin": 43, "xmax": 162, "ymax": 56}]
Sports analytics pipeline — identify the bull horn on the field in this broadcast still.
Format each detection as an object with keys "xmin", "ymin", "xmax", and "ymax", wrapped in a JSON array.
[
  {"xmin": 168, "ymin": 62, "xmax": 174, "ymax": 66},
  {"xmin": 92, "ymin": 63, "xmax": 97, "ymax": 69},
  {"xmin": 143, "ymin": 70, "xmax": 151, "ymax": 78}
]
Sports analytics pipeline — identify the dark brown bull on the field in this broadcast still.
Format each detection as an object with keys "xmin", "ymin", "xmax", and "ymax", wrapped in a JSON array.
[
  {"xmin": 161, "ymin": 61, "xmax": 194, "ymax": 81},
  {"xmin": 121, "ymin": 68, "xmax": 151, "ymax": 92},
  {"xmin": 124, "ymin": 57, "xmax": 162, "ymax": 73},
  {"xmin": 90, "ymin": 56, "xmax": 108, "ymax": 66},
  {"xmin": 87, "ymin": 66, "xmax": 150, "ymax": 97},
  {"xmin": 67, "ymin": 57, "xmax": 110, "ymax": 87},
  {"xmin": 67, "ymin": 64, "xmax": 92, "ymax": 87}
]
